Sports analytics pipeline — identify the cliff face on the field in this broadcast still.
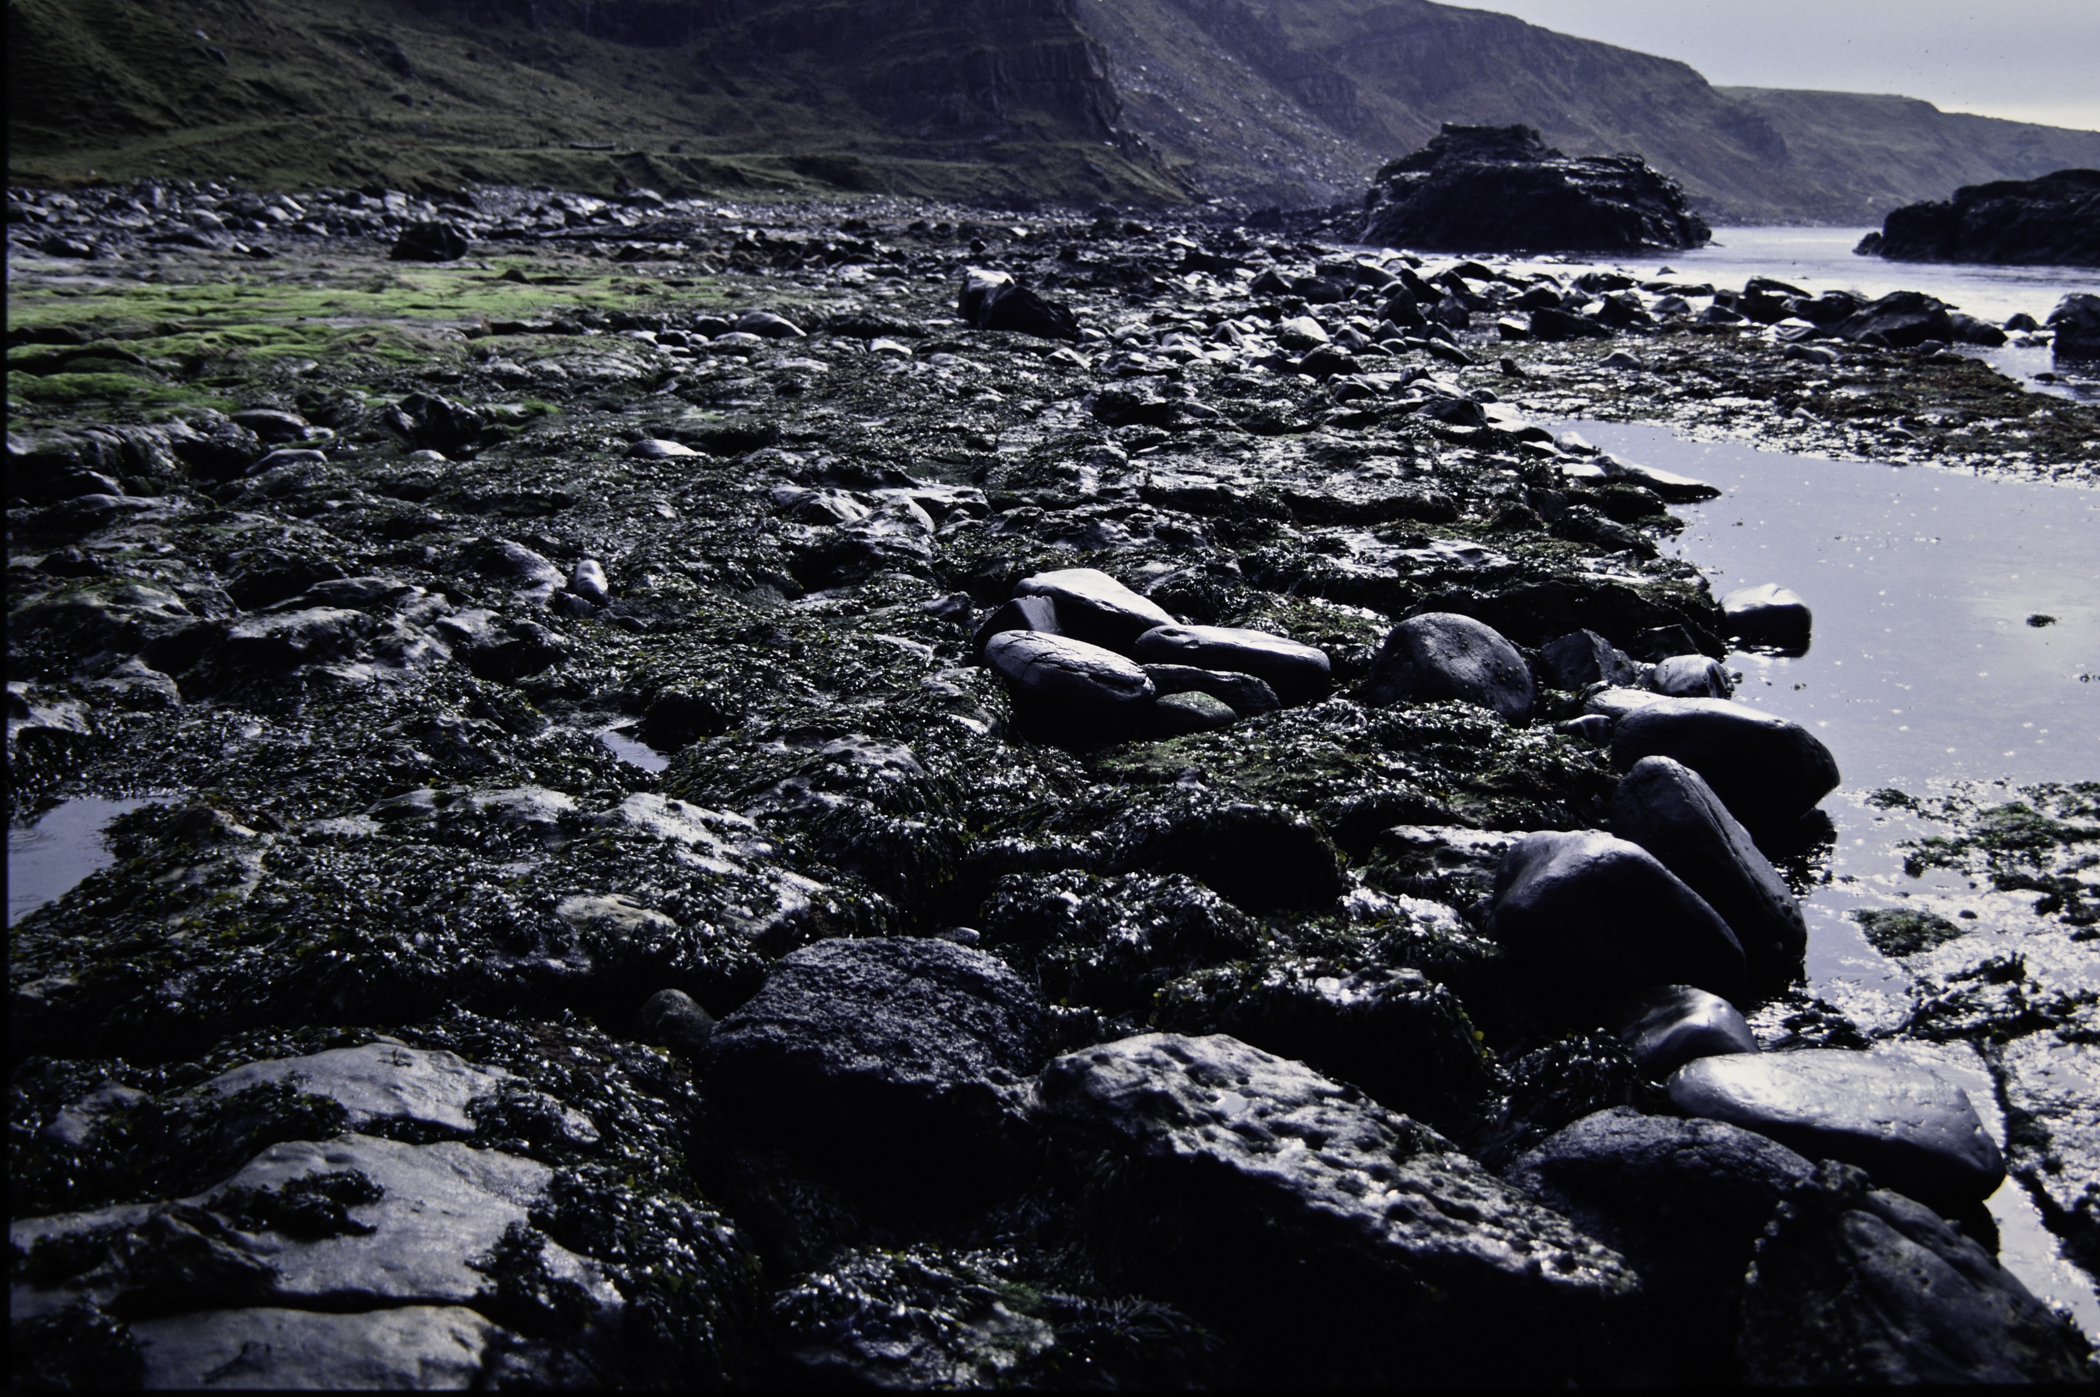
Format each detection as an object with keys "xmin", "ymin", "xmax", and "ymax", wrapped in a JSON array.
[{"xmin": 10, "ymin": 0, "xmax": 2100, "ymax": 221}]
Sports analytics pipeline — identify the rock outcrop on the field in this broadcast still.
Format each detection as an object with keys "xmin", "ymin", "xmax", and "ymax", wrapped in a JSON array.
[
  {"xmin": 1857, "ymin": 168, "xmax": 2100, "ymax": 267},
  {"xmin": 1362, "ymin": 124, "xmax": 1711, "ymax": 253}
]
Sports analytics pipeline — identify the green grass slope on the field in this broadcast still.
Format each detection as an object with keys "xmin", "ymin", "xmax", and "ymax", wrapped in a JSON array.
[{"xmin": 6, "ymin": 0, "xmax": 1183, "ymax": 205}]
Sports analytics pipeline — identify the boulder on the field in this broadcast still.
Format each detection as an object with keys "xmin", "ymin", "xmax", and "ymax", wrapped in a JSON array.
[
  {"xmin": 958, "ymin": 268, "xmax": 1080, "ymax": 341},
  {"xmin": 1103, "ymin": 792, "xmax": 1347, "ymax": 912},
  {"xmin": 1606, "ymin": 985, "xmax": 1760, "ymax": 1077},
  {"xmin": 1035, "ymin": 1033, "xmax": 1639, "ymax": 1384},
  {"xmin": 1538, "ymin": 629, "xmax": 1637, "ymax": 690},
  {"xmin": 1833, "ymin": 291, "xmax": 1956, "ymax": 348},
  {"xmin": 1529, "ymin": 306, "xmax": 1614, "ymax": 341},
  {"xmin": 2050, "ymin": 291, "xmax": 2100, "ymax": 358},
  {"xmin": 734, "ymin": 310, "xmax": 805, "ymax": 339},
  {"xmin": 634, "ymin": 987, "xmax": 715, "ymax": 1056},
  {"xmin": 700, "ymin": 938, "xmax": 1048, "ymax": 1189},
  {"xmin": 983, "ymin": 631, "xmax": 1155, "ymax": 737},
  {"xmin": 1610, "ymin": 698, "xmax": 1839, "ymax": 830},
  {"xmin": 1506, "ymin": 1108, "xmax": 1813, "ymax": 1368},
  {"xmin": 1488, "ymin": 831, "xmax": 1748, "ymax": 1004},
  {"xmin": 128, "ymin": 1306, "xmax": 502, "ymax": 1390},
  {"xmin": 1141, "ymin": 663, "xmax": 1281, "ymax": 717},
  {"xmin": 1739, "ymin": 1161, "xmax": 2093, "ymax": 1383},
  {"xmin": 388, "ymin": 221, "xmax": 469, "ymax": 262},
  {"xmin": 1647, "ymin": 654, "xmax": 1732, "ymax": 698},
  {"xmin": 1667, "ymin": 1050, "xmax": 2006, "ymax": 1208},
  {"xmin": 1362, "ymin": 124, "xmax": 1710, "ymax": 254},
  {"xmin": 1610, "ymin": 756, "xmax": 1807, "ymax": 987},
  {"xmin": 1012, "ymin": 567, "xmax": 1176, "ymax": 650},
  {"xmin": 1131, "ymin": 623, "xmax": 1331, "ymax": 705},
  {"xmin": 1151, "ymin": 961, "xmax": 1498, "ymax": 1133},
  {"xmin": 1720, "ymin": 583, "xmax": 1812, "ymax": 651},
  {"xmin": 1865, "ymin": 168, "xmax": 2100, "ymax": 268},
  {"xmin": 1362, "ymin": 612, "xmax": 1534, "ymax": 721},
  {"xmin": 978, "ymin": 870, "xmax": 1262, "ymax": 1016}
]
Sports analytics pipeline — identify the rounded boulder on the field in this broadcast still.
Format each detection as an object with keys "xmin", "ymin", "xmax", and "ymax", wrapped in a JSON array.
[
  {"xmin": 1363, "ymin": 612, "xmax": 1535, "ymax": 721},
  {"xmin": 1610, "ymin": 698, "xmax": 1839, "ymax": 830}
]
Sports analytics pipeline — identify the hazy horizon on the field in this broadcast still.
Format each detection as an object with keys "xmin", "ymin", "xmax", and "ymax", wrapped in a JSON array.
[{"xmin": 1466, "ymin": 0, "xmax": 2100, "ymax": 133}]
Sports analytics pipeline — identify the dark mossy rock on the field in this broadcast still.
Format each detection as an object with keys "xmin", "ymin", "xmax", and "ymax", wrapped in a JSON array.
[
  {"xmin": 699, "ymin": 938, "xmax": 1050, "ymax": 1198},
  {"xmin": 764, "ymin": 1245, "xmax": 1234, "ymax": 1388},
  {"xmin": 978, "ymin": 870, "xmax": 1263, "ymax": 1016},
  {"xmin": 1739, "ymin": 1162, "xmax": 2093, "ymax": 1383},
  {"xmin": 1152, "ymin": 958, "xmax": 1498, "ymax": 1134},
  {"xmin": 1506, "ymin": 1108, "xmax": 1814, "ymax": 1379}
]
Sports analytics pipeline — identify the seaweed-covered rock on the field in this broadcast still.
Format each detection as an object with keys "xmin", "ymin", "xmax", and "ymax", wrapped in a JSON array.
[
  {"xmin": 765, "ymin": 1245, "xmax": 1230, "ymax": 1388},
  {"xmin": 1667, "ymin": 1050, "xmax": 2005, "ymax": 1208},
  {"xmin": 699, "ymin": 938, "xmax": 1049, "ymax": 1191},
  {"xmin": 1036, "ymin": 1033, "xmax": 1639, "ymax": 1384},
  {"xmin": 1362, "ymin": 124, "xmax": 1710, "ymax": 254},
  {"xmin": 1099, "ymin": 790, "xmax": 1347, "ymax": 912},
  {"xmin": 1152, "ymin": 960, "xmax": 1497, "ymax": 1134},
  {"xmin": 979, "ymin": 870, "xmax": 1262, "ymax": 1017},
  {"xmin": 1738, "ymin": 1161, "xmax": 2093, "ymax": 1383}
]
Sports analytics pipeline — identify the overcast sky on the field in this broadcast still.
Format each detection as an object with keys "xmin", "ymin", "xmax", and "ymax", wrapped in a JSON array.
[{"xmin": 1464, "ymin": 1, "xmax": 2100, "ymax": 131}]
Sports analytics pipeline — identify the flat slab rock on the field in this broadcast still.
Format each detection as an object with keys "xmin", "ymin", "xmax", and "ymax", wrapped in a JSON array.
[
  {"xmin": 129, "ymin": 1304, "xmax": 503, "ymax": 1390},
  {"xmin": 12, "ymin": 1133, "xmax": 608, "ymax": 1320},
  {"xmin": 201, "ymin": 1040, "xmax": 595, "ymax": 1143},
  {"xmin": 1668, "ymin": 1049, "xmax": 2005, "ymax": 1207},
  {"xmin": 1035, "ymin": 1032, "xmax": 1637, "ymax": 1381}
]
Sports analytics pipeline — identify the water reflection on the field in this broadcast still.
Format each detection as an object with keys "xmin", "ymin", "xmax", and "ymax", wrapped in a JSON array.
[{"xmin": 7, "ymin": 797, "xmax": 150, "ymax": 927}]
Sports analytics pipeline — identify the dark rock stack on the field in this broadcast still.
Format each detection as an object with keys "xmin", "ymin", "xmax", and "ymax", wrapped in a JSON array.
[
  {"xmin": 1857, "ymin": 168, "xmax": 2100, "ymax": 268},
  {"xmin": 1362, "ymin": 123, "xmax": 1712, "ymax": 254}
]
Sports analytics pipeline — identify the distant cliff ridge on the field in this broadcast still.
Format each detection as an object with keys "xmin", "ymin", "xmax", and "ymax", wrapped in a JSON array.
[{"xmin": 9, "ymin": 0, "xmax": 2100, "ymax": 222}]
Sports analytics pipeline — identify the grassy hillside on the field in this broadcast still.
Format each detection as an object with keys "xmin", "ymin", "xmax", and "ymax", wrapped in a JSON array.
[
  {"xmin": 6, "ymin": 0, "xmax": 1183, "ymax": 204},
  {"xmin": 11, "ymin": 0, "xmax": 2098, "ymax": 220}
]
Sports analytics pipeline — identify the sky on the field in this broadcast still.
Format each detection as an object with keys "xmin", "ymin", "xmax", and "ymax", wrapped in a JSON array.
[{"xmin": 1464, "ymin": 1, "xmax": 2100, "ymax": 131}]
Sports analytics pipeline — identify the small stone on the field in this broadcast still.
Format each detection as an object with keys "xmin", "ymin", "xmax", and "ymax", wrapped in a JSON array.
[
  {"xmin": 628, "ymin": 437, "xmax": 698, "ymax": 458},
  {"xmin": 1606, "ymin": 985, "xmax": 1760, "ymax": 1076},
  {"xmin": 735, "ymin": 310, "xmax": 805, "ymax": 339},
  {"xmin": 1132, "ymin": 623, "xmax": 1331, "ymax": 705},
  {"xmin": 635, "ymin": 987, "xmax": 715, "ymax": 1056},
  {"xmin": 568, "ymin": 558, "xmax": 610, "ymax": 606},
  {"xmin": 389, "ymin": 221, "xmax": 469, "ymax": 262},
  {"xmin": 1150, "ymin": 690, "xmax": 1237, "ymax": 734},
  {"xmin": 1721, "ymin": 583, "xmax": 1813, "ymax": 651},
  {"xmin": 1647, "ymin": 654, "xmax": 1732, "ymax": 698}
]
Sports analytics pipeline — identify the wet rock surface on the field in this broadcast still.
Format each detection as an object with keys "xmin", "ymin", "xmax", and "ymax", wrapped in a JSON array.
[{"xmin": 7, "ymin": 182, "xmax": 2098, "ymax": 1386}]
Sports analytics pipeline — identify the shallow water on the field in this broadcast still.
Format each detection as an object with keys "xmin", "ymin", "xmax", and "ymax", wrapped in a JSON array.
[
  {"xmin": 1561, "ymin": 419, "xmax": 2100, "ymax": 1335},
  {"xmin": 7, "ymin": 797, "xmax": 150, "ymax": 927}
]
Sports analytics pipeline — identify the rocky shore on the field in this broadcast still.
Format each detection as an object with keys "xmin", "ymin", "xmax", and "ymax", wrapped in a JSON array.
[
  {"xmin": 8, "ymin": 180, "xmax": 2099, "ymax": 1387},
  {"xmin": 1858, "ymin": 168, "xmax": 2100, "ymax": 268}
]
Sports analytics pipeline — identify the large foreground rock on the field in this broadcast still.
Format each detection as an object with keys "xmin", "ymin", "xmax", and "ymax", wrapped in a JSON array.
[
  {"xmin": 1611, "ymin": 755, "xmax": 1807, "ymax": 988},
  {"xmin": 1036, "ymin": 1033, "xmax": 1639, "ymax": 1384},
  {"xmin": 1861, "ymin": 168, "xmax": 2100, "ymax": 268},
  {"xmin": 1507, "ymin": 1108, "xmax": 1813, "ymax": 1370},
  {"xmin": 1667, "ymin": 1049, "xmax": 2005, "ymax": 1207},
  {"xmin": 700, "ymin": 938, "xmax": 1048, "ymax": 1189},
  {"xmin": 1362, "ymin": 124, "xmax": 1710, "ymax": 254},
  {"xmin": 1488, "ymin": 830, "xmax": 1748, "ymax": 1004},
  {"xmin": 1362, "ymin": 611, "xmax": 1534, "ymax": 721},
  {"xmin": 1739, "ymin": 1161, "xmax": 2093, "ymax": 1383},
  {"xmin": 1610, "ymin": 698, "xmax": 1839, "ymax": 830}
]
